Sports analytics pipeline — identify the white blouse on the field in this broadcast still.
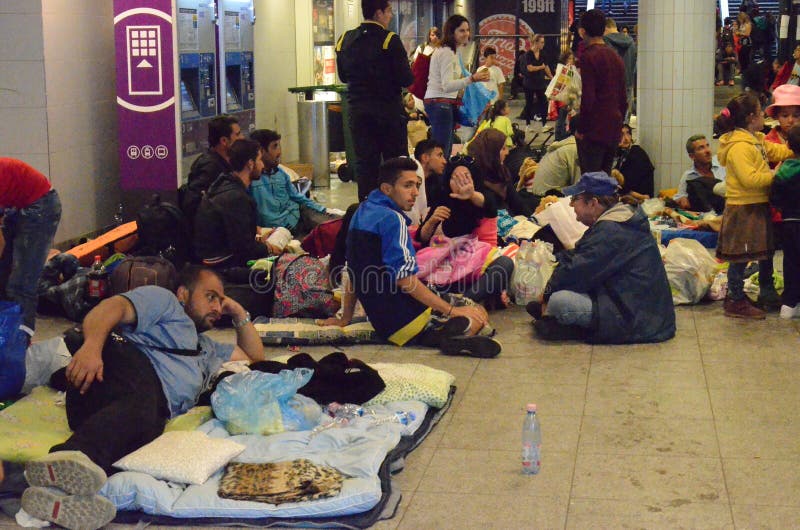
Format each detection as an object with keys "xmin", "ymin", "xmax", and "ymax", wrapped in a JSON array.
[{"xmin": 424, "ymin": 46, "xmax": 472, "ymax": 99}]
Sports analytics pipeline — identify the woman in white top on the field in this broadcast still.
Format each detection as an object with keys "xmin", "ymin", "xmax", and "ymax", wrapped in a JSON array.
[{"xmin": 423, "ymin": 14, "xmax": 489, "ymax": 159}]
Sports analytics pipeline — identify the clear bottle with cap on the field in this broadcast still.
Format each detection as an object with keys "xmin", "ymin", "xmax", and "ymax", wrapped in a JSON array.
[{"xmin": 522, "ymin": 403, "xmax": 541, "ymax": 474}]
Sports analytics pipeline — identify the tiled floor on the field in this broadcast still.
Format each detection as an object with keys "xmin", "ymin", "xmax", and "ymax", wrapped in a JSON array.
[
  {"xmin": 4, "ymin": 94, "xmax": 800, "ymax": 528},
  {"xmin": 8, "ymin": 303, "xmax": 800, "ymax": 529}
]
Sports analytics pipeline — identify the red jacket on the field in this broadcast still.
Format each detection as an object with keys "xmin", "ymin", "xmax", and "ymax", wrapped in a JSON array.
[
  {"xmin": 771, "ymin": 62, "xmax": 793, "ymax": 92},
  {"xmin": 576, "ymin": 43, "xmax": 627, "ymax": 147},
  {"xmin": 0, "ymin": 158, "xmax": 51, "ymax": 209}
]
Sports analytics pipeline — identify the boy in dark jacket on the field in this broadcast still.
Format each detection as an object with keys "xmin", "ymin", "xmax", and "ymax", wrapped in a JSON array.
[
  {"xmin": 771, "ymin": 125, "xmax": 800, "ymax": 318},
  {"xmin": 530, "ymin": 171, "xmax": 676, "ymax": 343}
]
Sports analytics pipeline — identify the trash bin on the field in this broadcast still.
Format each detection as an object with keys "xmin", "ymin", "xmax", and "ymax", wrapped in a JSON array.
[
  {"xmin": 296, "ymin": 99, "xmax": 330, "ymax": 187},
  {"xmin": 289, "ymin": 84, "xmax": 356, "ymax": 185}
]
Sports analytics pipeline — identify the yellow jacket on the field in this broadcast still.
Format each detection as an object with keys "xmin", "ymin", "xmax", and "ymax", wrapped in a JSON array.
[
  {"xmin": 464, "ymin": 115, "xmax": 514, "ymax": 153},
  {"xmin": 718, "ymin": 128, "xmax": 793, "ymax": 205}
]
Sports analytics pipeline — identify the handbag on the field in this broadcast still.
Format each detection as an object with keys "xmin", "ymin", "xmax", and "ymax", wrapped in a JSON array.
[
  {"xmin": 271, "ymin": 254, "xmax": 339, "ymax": 318},
  {"xmin": 456, "ymin": 55, "xmax": 495, "ymax": 127}
]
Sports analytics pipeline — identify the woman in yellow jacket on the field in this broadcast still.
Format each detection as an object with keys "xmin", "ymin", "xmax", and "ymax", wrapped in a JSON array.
[{"xmin": 715, "ymin": 93, "xmax": 794, "ymax": 319}]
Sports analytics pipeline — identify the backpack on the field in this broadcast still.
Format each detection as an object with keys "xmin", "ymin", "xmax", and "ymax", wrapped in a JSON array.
[
  {"xmin": 135, "ymin": 195, "xmax": 191, "ymax": 268},
  {"xmin": 301, "ymin": 217, "xmax": 344, "ymax": 258},
  {"xmin": 271, "ymin": 254, "xmax": 338, "ymax": 318},
  {"xmin": 408, "ymin": 51, "xmax": 432, "ymax": 100},
  {"xmin": 110, "ymin": 256, "xmax": 178, "ymax": 295}
]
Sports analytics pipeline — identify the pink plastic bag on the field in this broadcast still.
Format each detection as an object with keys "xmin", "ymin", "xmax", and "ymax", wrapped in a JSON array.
[{"xmin": 417, "ymin": 235, "xmax": 493, "ymax": 286}]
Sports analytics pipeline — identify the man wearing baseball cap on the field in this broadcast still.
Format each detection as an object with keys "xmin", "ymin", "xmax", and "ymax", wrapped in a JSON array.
[{"xmin": 527, "ymin": 171, "xmax": 676, "ymax": 343}]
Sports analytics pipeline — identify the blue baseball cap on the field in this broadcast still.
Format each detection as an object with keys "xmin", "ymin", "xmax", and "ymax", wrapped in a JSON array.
[{"xmin": 562, "ymin": 171, "xmax": 620, "ymax": 197}]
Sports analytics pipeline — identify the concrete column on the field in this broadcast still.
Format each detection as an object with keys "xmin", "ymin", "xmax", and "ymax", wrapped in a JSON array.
[{"xmin": 637, "ymin": 0, "xmax": 716, "ymax": 191}]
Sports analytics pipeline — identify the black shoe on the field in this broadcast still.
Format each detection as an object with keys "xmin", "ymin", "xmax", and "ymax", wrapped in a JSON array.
[
  {"xmin": 525, "ymin": 301, "xmax": 543, "ymax": 319},
  {"xmin": 533, "ymin": 316, "xmax": 588, "ymax": 341},
  {"xmin": 440, "ymin": 335, "xmax": 502, "ymax": 358}
]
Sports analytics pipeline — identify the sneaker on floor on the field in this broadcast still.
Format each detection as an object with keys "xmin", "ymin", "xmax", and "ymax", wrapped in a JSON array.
[
  {"xmin": 525, "ymin": 301, "xmax": 543, "ymax": 319},
  {"xmin": 22, "ymin": 487, "xmax": 115, "ymax": 530},
  {"xmin": 440, "ymin": 335, "xmax": 502, "ymax": 358},
  {"xmin": 533, "ymin": 316, "xmax": 588, "ymax": 341},
  {"xmin": 779, "ymin": 304, "xmax": 800, "ymax": 319},
  {"xmin": 723, "ymin": 297, "xmax": 766, "ymax": 319},
  {"xmin": 25, "ymin": 451, "xmax": 106, "ymax": 496}
]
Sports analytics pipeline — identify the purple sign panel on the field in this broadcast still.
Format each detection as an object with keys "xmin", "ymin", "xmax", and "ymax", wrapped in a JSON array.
[{"xmin": 114, "ymin": 0, "xmax": 178, "ymax": 191}]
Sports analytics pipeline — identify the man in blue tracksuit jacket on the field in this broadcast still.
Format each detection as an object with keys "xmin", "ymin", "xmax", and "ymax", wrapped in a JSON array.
[{"xmin": 319, "ymin": 157, "xmax": 501, "ymax": 358}]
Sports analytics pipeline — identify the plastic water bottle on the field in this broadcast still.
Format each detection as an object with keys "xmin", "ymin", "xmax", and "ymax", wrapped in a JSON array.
[
  {"xmin": 113, "ymin": 202, "xmax": 124, "ymax": 226},
  {"xmin": 522, "ymin": 403, "xmax": 541, "ymax": 475},
  {"xmin": 325, "ymin": 402, "xmax": 369, "ymax": 419},
  {"xmin": 368, "ymin": 411, "xmax": 416, "ymax": 426}
]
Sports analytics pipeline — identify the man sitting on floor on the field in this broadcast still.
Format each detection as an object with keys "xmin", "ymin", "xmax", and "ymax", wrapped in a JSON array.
[
  {"xmin": 193, "ymin": 139, "xmax": 281, "ymax": 269},
  {"xmin": 673, "ymin": 134, "xmax": 727, "ymax": 213},
  {"xmin": 319, "ymin": 157, "xmax": 501, "ymax": 358},
  {"xmin": 17, "ymin": 265, "xmax": 264, "ymax": 529},
  {"xmin": 250, "ymin": 129, "xmax": 343, "ymax": 238},
  {"xmin": 527, "ymin": 171, "xmax": 676, "ymax": 343}
]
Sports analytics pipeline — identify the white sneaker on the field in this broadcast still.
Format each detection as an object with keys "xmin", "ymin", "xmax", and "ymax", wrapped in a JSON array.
[{"xmin": 779, "ymin": 304, "xmax": 800, "ymax": 319}]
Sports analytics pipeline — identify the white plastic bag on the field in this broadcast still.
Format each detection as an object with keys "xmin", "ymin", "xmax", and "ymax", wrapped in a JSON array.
[
  {"xmin": 511, "ymin": 240, "xmax": 557, "ymax": 305},
  {"xmin": 663, "ymin": 238, "xmax": 718, "ymax": 305},
  {"xmin": 641, "ymin": 197, "xmax": 666, "ymax": 217},
  {"xmin": 534, "ymin": 197, "xmax": 587, "ymax": 249}
]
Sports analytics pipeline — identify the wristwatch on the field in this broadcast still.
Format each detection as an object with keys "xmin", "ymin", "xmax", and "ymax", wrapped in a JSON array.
[{"xmin": 232, "ymin": 311, "xmax": 252, "ymax": 329}]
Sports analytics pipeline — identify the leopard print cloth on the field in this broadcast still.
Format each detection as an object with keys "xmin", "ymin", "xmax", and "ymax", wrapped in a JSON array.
[{"xmin": 218, "ymin": 459, "xmax": 345, "ymax": 504}]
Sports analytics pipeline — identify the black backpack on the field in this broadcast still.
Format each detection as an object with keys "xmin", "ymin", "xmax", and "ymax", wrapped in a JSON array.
[{"xmin": 135, "ymin": 195, "xmax": 190, "ymax": 268}]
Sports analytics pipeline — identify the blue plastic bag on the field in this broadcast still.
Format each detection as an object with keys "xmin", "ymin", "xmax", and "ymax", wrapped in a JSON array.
[
  {"xmin": 0, "ymin": 302, "xmax": 27, "ymax": 399},
  {"xmin": 456, "ymin": 55, "xmax": 496, "ymax": 127},
  {"xmin": 210, "ymin": 368, "xmax": 321, "ymax": 435}
]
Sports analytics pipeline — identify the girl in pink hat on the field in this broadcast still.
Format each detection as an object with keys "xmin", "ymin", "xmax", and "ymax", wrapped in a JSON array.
[{"xmin": 764, "ymin": 85, "xmax": 800, "ymax": 154}]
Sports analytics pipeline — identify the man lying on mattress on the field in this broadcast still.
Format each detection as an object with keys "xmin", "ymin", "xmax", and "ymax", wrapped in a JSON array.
[{"xmin": 3, "ymin": 264, "xmax": 265, "ymax": 530}]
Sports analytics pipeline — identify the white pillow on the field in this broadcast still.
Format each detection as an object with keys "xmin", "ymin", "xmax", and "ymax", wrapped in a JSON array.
[{"xmin": 113, "ymin": 431, "xmax": 245, "ymax": 485}]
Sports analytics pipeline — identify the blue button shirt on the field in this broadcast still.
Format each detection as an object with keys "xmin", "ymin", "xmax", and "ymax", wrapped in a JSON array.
[
  {"xmin": 674, "ymin": 157, "xmax": 726, "ymax": 201},
  {"xmin": 120, "ymin": 286, "xmax": 233, "ymax": 417}
]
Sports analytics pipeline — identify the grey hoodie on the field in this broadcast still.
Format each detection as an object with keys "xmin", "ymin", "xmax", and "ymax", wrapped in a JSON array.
[{"xmin": 604, "ymin": 32, "xmax": 637, "ymax": 89}]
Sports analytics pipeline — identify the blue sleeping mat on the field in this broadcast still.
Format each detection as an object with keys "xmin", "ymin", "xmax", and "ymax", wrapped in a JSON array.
[{"xmin": 109, "ymin": 387, "xmax": 455, "ymax": 529}]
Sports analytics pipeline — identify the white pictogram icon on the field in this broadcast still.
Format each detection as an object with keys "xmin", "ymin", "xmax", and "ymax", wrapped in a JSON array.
[
  {"xmin": 155, "ymin": 145, "xmax": 169, "ymax": 159},
  {"xmin": 127, "ymin": 25, "xmax": 163, "ymax": 96},
  {"xmin": 142, "ymin": 145, "xmax": 155, "ymax": 159},
  {"xmin": 127, "ymin": 145, "xmax": 141, "ymax": 159}
]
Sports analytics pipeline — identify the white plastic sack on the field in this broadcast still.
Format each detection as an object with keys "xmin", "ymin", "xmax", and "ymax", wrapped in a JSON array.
[
  {"xmin": 641, "ymin": 197, "xmax": 666, "ymax": 217},
  {"xmin": 22, "ymin": 337, "xmax": 71, "ymax": 394},
  {"xmin": 663, "ymin": 238, "xmax": 718, "ymax": 305},
  {"xmin": 511, "ymin": 240, "xmax": 556, "ymax": 305},
  {"xmin": 534, "ymin": 197, "xmax": 587, "ymax": 249}
]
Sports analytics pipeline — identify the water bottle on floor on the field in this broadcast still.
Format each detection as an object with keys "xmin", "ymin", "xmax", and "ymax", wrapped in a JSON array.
[{"xmin": 522, "ymin": 403, "xmax": 541, "ymax": 474}]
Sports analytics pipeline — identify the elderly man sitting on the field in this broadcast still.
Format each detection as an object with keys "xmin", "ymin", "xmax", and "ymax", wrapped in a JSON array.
[{"xmin": 527, "ymin": 172, "xmax": 676, "ymax": 343}]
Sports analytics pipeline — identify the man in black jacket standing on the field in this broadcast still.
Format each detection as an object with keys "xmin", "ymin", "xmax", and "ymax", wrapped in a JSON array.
[
  {"xmin": 192, "ymin": 139, "xmax": 276, "ymax": 269},
  {"xmin": 179, "ymin": 115, "xmax": 243, "ymax": 225},
  {"xmin": 336, "ymin": 0, "xmax": 414, "ymax": 201}
]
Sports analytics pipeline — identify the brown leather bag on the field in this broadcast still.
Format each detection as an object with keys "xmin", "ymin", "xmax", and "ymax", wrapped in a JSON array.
[{"xmin": 110, "ymin": 256, "xmax": 177, "ymax": 295}]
